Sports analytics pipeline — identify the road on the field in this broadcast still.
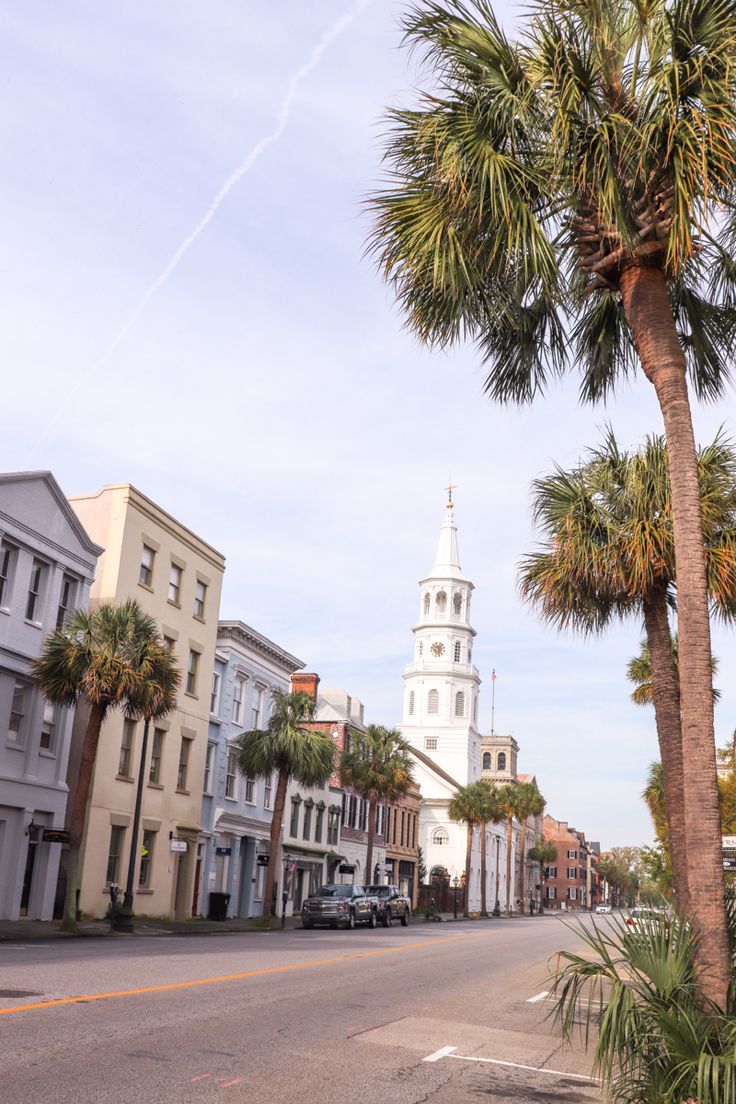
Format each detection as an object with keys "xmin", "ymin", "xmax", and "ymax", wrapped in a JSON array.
[{"xmin": 0, "ymin": 916, "xmax": 603, "ymax": 1104}]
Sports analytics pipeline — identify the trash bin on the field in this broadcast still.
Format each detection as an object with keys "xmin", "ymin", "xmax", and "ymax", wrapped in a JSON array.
[{"xmin": 208, "ymin": 892, "xmax": 231, "ymax": 921}]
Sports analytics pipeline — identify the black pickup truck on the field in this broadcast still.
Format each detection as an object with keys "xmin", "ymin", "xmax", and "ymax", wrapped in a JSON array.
[
  {"xmin": 364, "ymin": 884, "xmax": 411, "ymax": 927},
  {"xmin": 301, "ymin": 884, "xmax": 379, "ymax": 930}
]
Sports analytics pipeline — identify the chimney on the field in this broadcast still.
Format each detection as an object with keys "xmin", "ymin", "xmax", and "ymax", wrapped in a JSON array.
[{"xmin": 290, "ymin": 672, "xmax": 320, "ymax": 701}]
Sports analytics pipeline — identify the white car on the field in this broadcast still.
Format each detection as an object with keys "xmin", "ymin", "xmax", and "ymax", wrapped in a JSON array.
[{"xmin": 595, "ymin": 903, "xmax": 612, "ymax": 914}]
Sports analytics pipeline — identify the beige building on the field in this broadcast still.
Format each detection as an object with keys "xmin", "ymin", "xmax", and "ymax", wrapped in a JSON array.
[{"xmin": 68, "ymin": 484, "xmax": 225, "ymax": 919}]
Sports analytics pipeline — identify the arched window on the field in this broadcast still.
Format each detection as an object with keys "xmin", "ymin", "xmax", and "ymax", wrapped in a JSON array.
[
  {"xmin": 482, "ymin": 752, "xmax": 491, "ymax": 770},
  {"xmin": 435, "ymin": 591, "xmax": 447, "ymax": 616},
  {"xmin": 453, "ymin": 641, "xmax": 461, "ymax": 662},
  {"xmin": 427, "ymin": 689, "xmax": 439, "ymax": 714},
  {"xmin": 453, "ymin": 592, "xmax": 462, "ymax": 616},
  {"xmin": 423, "ymin": 592, "xmax": 430, "ymax": 614},
  {"xmin": 455, "ymin": 691, "xmax": 465, "ymax": 717},
  {"xmin": 432, "ymin": 827, "xmax": 449, "ymax": 846},
  {"xmin": 408, "ymin": 691, "xmax": 415, "ymax": 715},
  {"xmin": 497, "ymin": 752, "xmax": 507, "ymax": 771}
]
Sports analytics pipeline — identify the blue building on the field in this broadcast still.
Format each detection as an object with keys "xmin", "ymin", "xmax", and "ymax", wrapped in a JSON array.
[
  {"xmin": 196, "ymin": 620, "xmax": 304, "ymax": 918},
  {"xmin": 0, "ymin": 472, "xmax": 101, "ymax": 919}
]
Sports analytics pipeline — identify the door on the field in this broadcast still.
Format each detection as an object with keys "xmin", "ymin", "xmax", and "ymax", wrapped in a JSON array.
[{"xmin": 20, "ymin": 841, "xmax": 37, "ymax": 916}]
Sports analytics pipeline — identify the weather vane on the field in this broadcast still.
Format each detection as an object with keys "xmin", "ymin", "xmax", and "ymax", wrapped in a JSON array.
[{"xmin": 445, "ymin": 479, "xmax": 457, "ymax": 507}]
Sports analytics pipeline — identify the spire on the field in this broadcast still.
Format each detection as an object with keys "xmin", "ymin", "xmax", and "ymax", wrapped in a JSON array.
[{"xmin": 429, "ymin": 490, "xmax": 463, "ymax": 579}]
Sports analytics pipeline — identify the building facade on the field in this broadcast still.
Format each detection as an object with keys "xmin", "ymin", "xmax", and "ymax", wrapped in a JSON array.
[
  {"xmin": 68, "ymin": 484, "xmax": 225, "ymax": 919},
  {"xmin": 385, "ymin": 780, "xmax": 421, "ymax": 906},
  {"xmin": 197, "ymin": 620, "xmax": 304, "ymax": 919},
  {"xmin": 0, "ymin": 472, "xmax": 101, "ymax": 920},
  {"xmin": 543, "ymin": 815, "xmax": 592, "ymax": 910}
]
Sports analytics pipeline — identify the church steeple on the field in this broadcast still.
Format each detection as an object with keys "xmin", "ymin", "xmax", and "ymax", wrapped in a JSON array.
[{"xmin": 430, "ymin": 500, "xmax": 463, "ymax": 580}]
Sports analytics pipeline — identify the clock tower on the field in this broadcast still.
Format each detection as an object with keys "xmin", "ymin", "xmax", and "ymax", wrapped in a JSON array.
[{"xmin": 400, "ymin": 495, "xmax": 481, "ymax": 786}]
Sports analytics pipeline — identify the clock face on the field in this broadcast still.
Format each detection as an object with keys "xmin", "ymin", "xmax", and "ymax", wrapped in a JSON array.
[{"xmin": 430, "ymin": 642, "xmax": 445, "ymax": 657}]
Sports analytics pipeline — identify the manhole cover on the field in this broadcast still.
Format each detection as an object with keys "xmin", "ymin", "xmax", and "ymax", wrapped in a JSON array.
[{"xmin": 0, "ymin": 989, "xmax": 42, "ymax": 998}]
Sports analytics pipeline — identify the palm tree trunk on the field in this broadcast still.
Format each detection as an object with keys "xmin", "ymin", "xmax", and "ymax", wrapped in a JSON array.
[
  {"xmin": 480, "ymin": 822, "xmax": 488, "ymax": 917},
  {"xmin": 642, "ymin": 588, "xmax": 688, "ymax": 911},
  {"xmin": 464, "ymin": 822, "xmax": 472, "ymax": 918},
  {"xmin": 505, "ymin": 815, "xmax": 514, "ymax": 916},
  {"xmin": 517, "ymin": 816, "xmax": 528, "ymax": 910},
  {"xmin": 263, "ymin": 766, "xmax": 289, "ymax": 922},
  {"xmin": 62, "ymin": 701, "xmax": 107, "ymax": 933},
  {"xmin": 494, "ymin": 837, "xmax": 500, "ymax": 913},
  {"xmin": 620, "ymin": 263, "xmax": 729, "ymax": 1007},
  {"xmin": 366, "ymin": 796, "xmax": 377, "ymax": 883}
]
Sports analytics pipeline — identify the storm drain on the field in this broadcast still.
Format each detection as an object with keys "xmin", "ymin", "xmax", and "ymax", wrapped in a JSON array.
[{"xmin": 0, "ymin": 989, "xmax": 42, "ymax": 998}]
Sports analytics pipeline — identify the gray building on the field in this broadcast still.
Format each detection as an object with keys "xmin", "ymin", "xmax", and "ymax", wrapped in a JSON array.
[
  {"xmin": 0, "ymin": 472, "xmax": 101, "ymax": 920},
  {"xmin": 197, "ymin": 621, "xmax": 304, "ymax": 918}
]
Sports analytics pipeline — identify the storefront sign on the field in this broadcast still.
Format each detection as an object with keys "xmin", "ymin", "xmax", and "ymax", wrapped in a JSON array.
[
  {"xmin": 42, "ymin": 829, "xmax": 70, "ymax": 844},
  {"xmin": 215, "ymin": 847, "xmax": 232, "ymax": 856},
  {"xmin": 170, "ymin": 840, "xmax": 188, "ymax": 853},
  {"xmin": 723, "ymin": 836, "xmax": 736, "ymax": 851},
  {"xmin": 339, "ymin": 863, "xmax": 355, "ymax": 874},
  {"xmin": 256, "ymin": 854, "xmax": 269, "ymax": 866},
  {"xmin": 724, "ymin": 856, "xmax": 736, "ymax": 872}
]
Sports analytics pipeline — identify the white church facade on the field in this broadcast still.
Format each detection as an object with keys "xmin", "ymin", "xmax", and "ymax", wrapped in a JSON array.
[{"xmin": 399, "ymin": 497, "xmax": 512, "ymax": 913}]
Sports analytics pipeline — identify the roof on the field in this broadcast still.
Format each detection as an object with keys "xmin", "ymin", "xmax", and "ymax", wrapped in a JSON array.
[
  {"xmin": 0, "ymin": 470, "xmax": 104, "ymax": 558},
  {"xmin": 420, "ymin": 501, "xmax": 470, "ymax": 584},
  {"xmin": 217, "ymin": 620, "xmax": 305, "ymax": 672},
  {"xmin": 409, "ymin": 745, "xmax": 463, "ymax": 792}
]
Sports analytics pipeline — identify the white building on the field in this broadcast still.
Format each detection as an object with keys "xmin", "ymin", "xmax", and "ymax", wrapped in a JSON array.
[{"xmin": 399, "ymin": 497, "xmax": 509, "ymax": 912}]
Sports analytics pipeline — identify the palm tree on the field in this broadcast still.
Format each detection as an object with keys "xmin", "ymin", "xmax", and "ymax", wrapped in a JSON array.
[
  {"xmin": 370, "ymin": 0, "xmax": 736, "ymax": 1005},
  {"xmin": 497, "ymin": 783, "xmax": 525, "ymax": 916},
  {"xmin": 474, "ymin": 780, "xmax": 504, "ymax": 917},
  {"xmin": 236, "ymin": 690, "xmax": 335, "ymax": 921},
  {"xmin": 32, "ymin": 600, "xmax": 177, "ymax": 933},
  {"xmin": 515, "ymin": 782, "xmax": 546, "ymax": 910},
  {"xmin": 528, "ymin": 838, "xmax": 557, "ymax": 912},
  {"xmin": 339, "ymin": 725, "xmax": 414, "ymax": 883},
  {"xmin": 519, "ymin": 431, "xmax": 736, "ymax": 938},
  {"xmin": 627, "ymin": 637, "xmax": 720, "ymax": 706},
  {"xmin": 448, "ymin": 781, "xmax": 486, "ymax": 917}
]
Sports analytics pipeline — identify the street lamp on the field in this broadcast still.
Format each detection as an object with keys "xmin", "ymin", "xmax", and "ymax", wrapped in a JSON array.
[
  {"xmin": 114, "ymin": 717, "xmax": 152, "ymax": 933},
  {"xmin": 492, "ymin": 837, "xmax": 501, "ymax": 917},
  {"xmin": 452, "ymin": 875, "xmax": 459, "ymax": 921}
]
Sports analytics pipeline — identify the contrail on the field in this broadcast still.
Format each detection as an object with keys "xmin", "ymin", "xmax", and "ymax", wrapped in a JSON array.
[{"xmin": 25, "ymin": 0, "xmax": 372, "ymax": 464}]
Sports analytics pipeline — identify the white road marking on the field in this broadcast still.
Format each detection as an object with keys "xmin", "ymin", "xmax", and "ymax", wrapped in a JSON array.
[
  {"xmin": 423, "ymin": 1048, "xmax": 598, "ymax": 1084},
  {"xmin": 2, "ymin": 945, "xmax": 51, "ymax": 950},
  {"xmin": 526, "ymin": 990, "xmax": 550, "ymax": 1003},
  {"xmin": 423, "ymin": 1046, "xmax": 458, "ymax": 1063}
]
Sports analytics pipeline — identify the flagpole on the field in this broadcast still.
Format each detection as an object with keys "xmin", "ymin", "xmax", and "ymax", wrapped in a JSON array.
[{"xmin": 491, "ymin": 669, "xmax": 496, "ymax": 736}]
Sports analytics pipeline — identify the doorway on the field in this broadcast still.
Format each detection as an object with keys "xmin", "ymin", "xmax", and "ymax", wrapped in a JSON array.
[{"xmin": 20, "ymin": 840, "xmax": 37, "ymax": 916}]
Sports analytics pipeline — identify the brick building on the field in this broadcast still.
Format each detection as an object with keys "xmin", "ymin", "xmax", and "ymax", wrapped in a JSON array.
[
  {"xmin": 385, "ymin": 780, "xmax": 420, "ymax": 906},
  {"xmin": 543, "ymin": 815, "xmax": 593, "ymax": 911}
]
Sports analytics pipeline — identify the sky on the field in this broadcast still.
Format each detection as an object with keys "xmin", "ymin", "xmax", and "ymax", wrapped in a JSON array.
[{"xmin": 3, "ymin": 0, "xmax": 736, "ymax": 850}]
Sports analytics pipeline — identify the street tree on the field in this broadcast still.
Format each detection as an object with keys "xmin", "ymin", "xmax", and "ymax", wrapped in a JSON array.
[
  {"xmin": 340, "ymin": 725, "xmax": 414, "ymax": 884},
  {"xmin": 236, "ymin": 690, "xmax": 335, "ymax": 921},
  {"xmin": 370, "ymin": 0, "xmax": 736, "ymax": 1005},
  {"xmin": 497, "ymin": 784, "xmax": 525, "ymax": 915},
  {"xmin": 475, "ymin": 780, "xmax": 504, "ymax": 917},
  {"xmin": 449, "ymin": 781, "xmax": 488, "ymax": 917},
  {"xmin": 32, "ymin": 600, "xmax": 178, "ymax": 933},
  {"xmin": 528, "ymin": 838, "xmax": 557, "ymax": 910},
  {"xmin": 515, "ymin": 781, "xmax": 546, "ymax": 910}
]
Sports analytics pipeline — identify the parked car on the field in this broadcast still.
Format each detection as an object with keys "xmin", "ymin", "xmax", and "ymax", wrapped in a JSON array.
[
  {"xmin": 365, "ymin": 884, "xmax": 411, "ymax": 927},
  {"xmin": 595, "ymin": 903, "xmax": 612, "ymax": 914},
  {"xmin": 301, "ymin": 884, "xmax": 379, "ymax": 930},
  {"xmin": 624, "ymin": 906, "xmax": 668, "ymax": 935}
]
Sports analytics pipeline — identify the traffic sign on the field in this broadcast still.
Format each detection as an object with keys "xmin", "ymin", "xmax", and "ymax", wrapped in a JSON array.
[{"xmin": 723, "ymin": 856, "xmax": 736, "ymax": 872}]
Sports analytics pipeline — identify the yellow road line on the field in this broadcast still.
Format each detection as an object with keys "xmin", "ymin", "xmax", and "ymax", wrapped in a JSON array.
[{"xmin": 0, "ymin": 931, "xmax": 488, "ymax": 1017}]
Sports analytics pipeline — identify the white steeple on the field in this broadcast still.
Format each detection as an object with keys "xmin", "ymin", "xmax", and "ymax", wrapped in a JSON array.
[{"xmin": 399, "ymin": 494, "xmax": 482, "ymax": 786}]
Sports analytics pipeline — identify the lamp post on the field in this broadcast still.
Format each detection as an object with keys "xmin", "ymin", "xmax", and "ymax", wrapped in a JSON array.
[
  {"xmin": 281, "ymin": 853, "xmax": 291, "ymax": 929},
  {"xmin": 114, "ymin": 717, "xmax": 151, "ymax": 932},
  {"xmin": 492, "ymin": 836, "xmax": 501, "ymax": 917},
  {"xmin": 452, "ymin": 875, "xmax": 459, "ymax": 921}
]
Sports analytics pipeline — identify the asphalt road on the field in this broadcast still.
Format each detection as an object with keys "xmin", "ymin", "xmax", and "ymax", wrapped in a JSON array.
[{"xmin": 0, "ymin": 916, "xmax": 603, "ymax": 1104}]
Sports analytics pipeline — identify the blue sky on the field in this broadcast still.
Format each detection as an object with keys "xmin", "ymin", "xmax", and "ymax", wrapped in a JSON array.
[{"xmin": 3, "ymin": 0, "xmax": 735, "ymax": 848}]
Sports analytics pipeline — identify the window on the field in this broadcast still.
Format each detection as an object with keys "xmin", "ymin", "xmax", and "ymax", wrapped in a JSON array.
[
  {"xmin": 468, "ymin": 645, "xmax": 472, "ymax": 663},
  {"xmin": 139, "ymin": 545, "xmax": 155, "ymax": 587},
  {"xmin": 408, "ymin": 691, "xmax": 415, "ymax": 715},
  {"xmin": 149, "ymin": 729, "xmax": 165, "ymax": 784},
  {"xmin": 315, "ymin": 805, "xmax": 324, "ymax": 842},
  {"xmin": 455, "ymin": 691, "xmax": 465, "ymax": 717},
  {"xmin": 435, "ymin": 591, "xmax": 447, "ymax": 615},
  {"xmin": 411, "ymin": 814, "xmax": 416, "ymax": 849},
  {"xmin": 400, "ymin": 811, "xmax": 405, "ymax": 847},
  {"xmin": 252, "ymin": 686, "xmax": 264, "ymax": 729},
  {"xmin": 233, "ymin": 676, "xmax": 245, "ymax": 725},
  {"xmin": 168, "ymin": 563, "xmax": 182, "ymax": 604},
  {"xmin": 376, "ymin": 804, "xmax": 384, "ymax": 837},
  {"xmin": 546, "ymin": 866, "xmax": 557, "ymax": 879},
  {"xmin": 26, "ymin": 559, "xmax": 45, "ymax": 621},
  {"xmin": 547, "ymin": 885, "xmax": 557, "ymax": 900},
  {"xmin": 118, "ymin": 718, "xmax": 135, "ymax": 777},
  {"xmin": 164, "ymin": 635, "xmax": 176, "ymax": 652},
  {"xmin": 427, "ymin": 689, "xmax": 439, "ymax": 714},
  {"xmin": 303, "ymin": 801, "xmax": 313, "ymax": 840},
  {"xmin": 0, "ymin": 542, "xmax": 16, "ymax": 606},
  {"xmin": 244, "ymin": 776, "xmax": 255, "ymax": 804},
  {"xmin": 194, "ymin": 580, "xmax": 207, "ymax": 618},
  {"xmin": 56, "ymin": 575, "xmax": 75, "ymax": 630},
  {"xmin": 453, "ymin": 592, "xmax": 462, "ymax": 616},
  {"xmin": 290, "ymin": 797, "xmax": 301, "ymax": 837},
  {"xmin": 473, "ymin": 695, "xmax": 478, "ymax": 721},
  {"xmin": 432, "ymin": 827, "xmax": 449, "ymax": 846},
  {"xmin": 39, "ymin": 699, "xmax": 57, "ymax": 752},
  {"xmin": 327, "ymin": 808, "xmax": 340, "ymax": 845},
  {"xmin": 482, "ymin": 752, "xmax": 491, "ymax": 770},
  {"xmin": 225, "ymin": 747, "xmax": 238, "ymax": 799},
  {"xmin": 453, "ymin": 641, "xmax": 461, "ymax": 662},
  {"xmin": 186, "ymin": 650, "xmax": 199, "ymax": 695},
  {"xmin": 203, "ymin": 742, "xmax": 215, "ymax": 793},
  {"xmin": 139, "ymin": 829, "xmax": 156, "ymax": 888},
  {"xmin": 497, "ymin": 752, "xmax": 507, "ymax": 771},
  {"xmin": 567, "ymin": 867, "xmax": 576, "ymax": 879},
  {"xmin": 264, "ymin": 773, "xmax": 273, "ymax": 809},
  {"xmin": 8, "ymin": 681, "xmax": 27, "ymax": 745},
  {"xmin": 567, "ymin": 849, "xmax": 577, "ymax": 859},
  {"xmin": 106, "ymin": 826, "xmax": 124, "ymax": 884},
  {"xmin": 210, "ymin": 672, "xmax": 221, "ymax": 715},
  {"xmin": 567, "ymin": 887, "xmax": 577, "ymax": 900},
  {"xmin": 423, "ymin": 592, "xmax": 430, "ymax": 614},
  {"xmin": 177, "ymin": 736, "xmax": 192, "ymax": 790},
  {"xmin": 425, "ymin": 736, "xmax": 438, "ymax": 750}
]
